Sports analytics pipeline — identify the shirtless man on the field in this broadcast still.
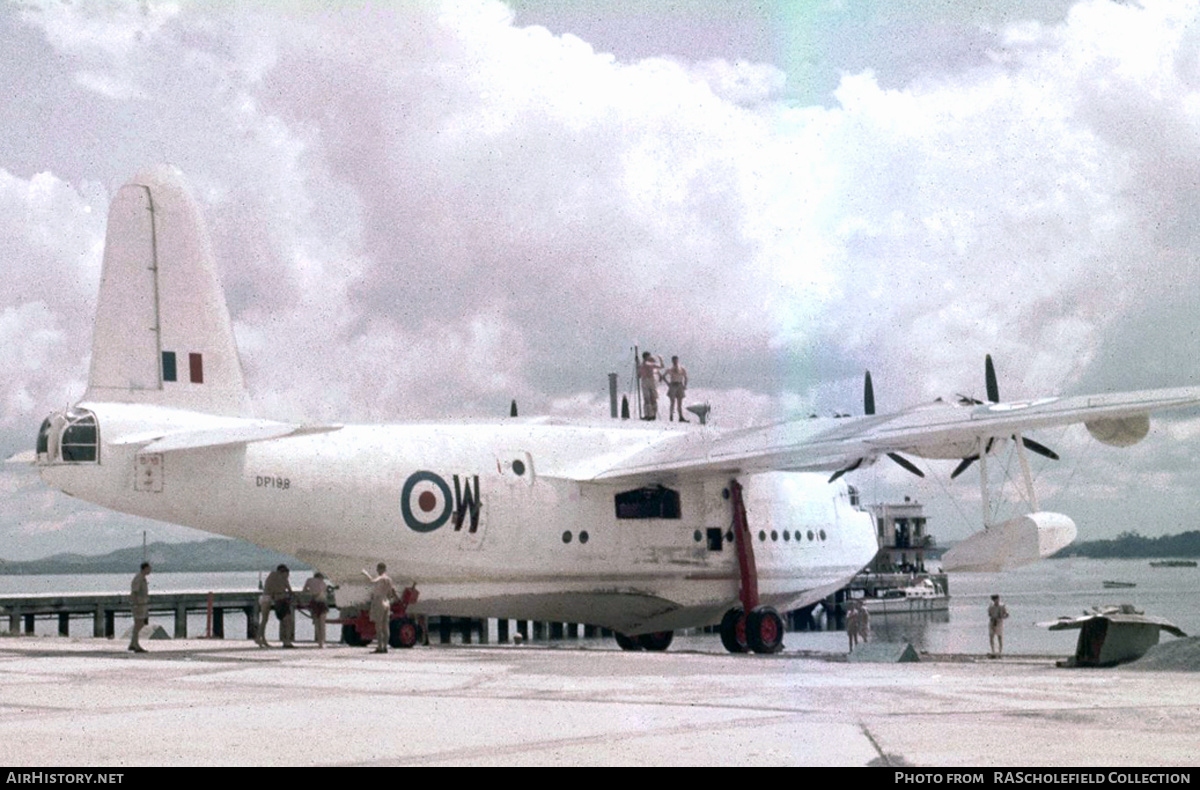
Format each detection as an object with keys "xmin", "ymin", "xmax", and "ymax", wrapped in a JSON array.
[
  {"xmin": 663, "ymin": 356, "xmax": 689, "ymax": 422},
  {"xmin": 362, "ymin": 563, "xmax": 400, "ymax": 653},
  {"xmin": 988, "ymin": 594, "xmax": 1009, "ymax": 657},
  {"xmin": 302, "ymin": 572, "xmax": 329, "ymax": 648},
  {"xmin": 638, "ymin": 352, "xmax": 664, "ymax": 420},
  {"xmin": 258, "ymin": 564, "xmax": 294, "ymax": 648}
]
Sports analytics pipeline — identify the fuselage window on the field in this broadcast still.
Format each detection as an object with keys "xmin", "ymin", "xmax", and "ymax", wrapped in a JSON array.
[{"xmin": 614, "ymin": 486, "xmax": 681, "ymax": 519}]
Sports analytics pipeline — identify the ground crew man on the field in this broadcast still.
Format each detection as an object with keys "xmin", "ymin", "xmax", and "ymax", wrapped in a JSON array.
[
  {"xmin": 362, "ymin": 563, "xmax": 400, "ymax": 654},
  {"xmin": 664, "ymin": 356, "xmax": 689, "ymax": 422},
  {"xmin": 302, "ymin": 571, "xmax": 329, "ymax": 648},
  {"xmin": 638, "ymin": 352, "xmax": 664, "ymax": 420},
  {"xmin": 988, "ymin": 594, "xmax": 1009, "ymax": 656},
  {"xmin": 845, "ymin": 600, "xmax": 860, "ymax": 653},
  {"xmin": 258, "ymin": 564, "xmax": 295, "ymax": 648},
  {"xmin": 128, "ymin": 562, "xmax": 151, "ymax": 653}
]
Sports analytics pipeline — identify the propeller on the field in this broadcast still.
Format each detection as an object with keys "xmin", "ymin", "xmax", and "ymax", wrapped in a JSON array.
[
  {"xmin": 950, "ymin": 355, "xmax": 1061, "ymax": 479},
  {"xmin": 828, "ymin": 371, "xmax": 925, "ymax": 482},
  {"xmin": 828, "ymin": 458, "xmax": 862, "ymax": 484}
]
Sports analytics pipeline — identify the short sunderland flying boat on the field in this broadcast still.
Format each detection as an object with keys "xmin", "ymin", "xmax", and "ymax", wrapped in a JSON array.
[{"xmin": 20, "ymin": 167, "xmax": 1200, "ymax": 652}]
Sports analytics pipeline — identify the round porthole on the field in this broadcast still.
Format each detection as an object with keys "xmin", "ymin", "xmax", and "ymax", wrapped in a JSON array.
[
  {"xmin": 807, "ymin": 530, "xmax": 814, "ymax": 541},
  {"xmin": 694, "ymin": 530, "xmax": 703, "ymax": 542},
  {"xmin": 758, "ymin": 530, "xmax": 766, "ymax": 541},
  {"xmin": 725, "ymin": 530, "xmax": 734, "ymax": 543},
  {"xmin": 783, "ymin": 531, "xmax": 790, "ymax": 542},
  {"xmin": 770, "ymin": 530, "xmax": 778, "ymax": 541},
  {"xmin": 819, "ymin": 529, "xmax": 827, "ymax": 541},
  {"xmin": 512, "ymin": 459, "xmax": 526, "ymax": 476},
  {"xmin": 579, "ymin": 531, "xmax": 589, "ymax": 544},
  {"xmin": 562, "ymin": 531, "xmax": 572, "ymax": 543}
]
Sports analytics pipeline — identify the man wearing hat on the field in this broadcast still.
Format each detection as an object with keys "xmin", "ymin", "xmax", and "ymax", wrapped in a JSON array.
[{"xmin": 988, "ymin": 594, "xmax": 1009, "ymax": 657}]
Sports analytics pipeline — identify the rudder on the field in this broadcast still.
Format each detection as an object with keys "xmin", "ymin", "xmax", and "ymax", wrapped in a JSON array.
[{"xmin": 84, "ymin": 165, "xmax": 252, "ymax": 417}]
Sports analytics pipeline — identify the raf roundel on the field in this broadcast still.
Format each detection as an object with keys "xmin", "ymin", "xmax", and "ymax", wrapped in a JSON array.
[{"xmin": 401, "ymin": 471, "xmax": 453, "ymax": 533}]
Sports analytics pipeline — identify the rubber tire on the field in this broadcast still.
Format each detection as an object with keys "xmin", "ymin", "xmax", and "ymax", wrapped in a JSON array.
[
  {"xmin": 614, "ymin": 631, "xmax": 642, "ymax": 651},
  {"xmin": 389, "ymin": 617, "xmax": 419, "ymax": 649},
  {"xmin": 720, "ymin": 608, "xmax": 749, "ymax": 654},
  {"xmin": 341, "ymin": 623, "xmax": 369, "ymax": 647},
  {"xmin": 746, "ymin": 606, "xmax": 784, "ymax": 654},
  {"xmin": 636, "ymin": 631, "xmax": 674, "ymax": 651}
]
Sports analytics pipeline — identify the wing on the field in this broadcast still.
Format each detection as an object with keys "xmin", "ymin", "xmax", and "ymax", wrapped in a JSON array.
[{"xmin": 586, "ymin": 386, "xmax": 1200, "ymax": 483}]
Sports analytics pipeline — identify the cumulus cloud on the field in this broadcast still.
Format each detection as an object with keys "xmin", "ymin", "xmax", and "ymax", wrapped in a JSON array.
[{"xmin": 6, "ymin": 0, "xmax": 1200, "ymax": 554}]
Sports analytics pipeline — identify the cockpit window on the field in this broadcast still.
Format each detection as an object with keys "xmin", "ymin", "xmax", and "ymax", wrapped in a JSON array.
[{"xmin": 615, "ymin": 486, "xmax": 681, "ymax": 520}]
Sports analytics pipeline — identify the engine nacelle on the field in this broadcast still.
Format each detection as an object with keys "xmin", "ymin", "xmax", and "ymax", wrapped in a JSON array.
[{"xmin": 942, "ymin": 512, "xmax": 1076, "ymax": 572}]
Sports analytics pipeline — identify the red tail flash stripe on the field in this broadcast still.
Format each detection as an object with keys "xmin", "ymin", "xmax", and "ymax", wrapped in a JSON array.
[{"xmin": 189, "ymin": 353, "xmax": 204, "ymax": 384}]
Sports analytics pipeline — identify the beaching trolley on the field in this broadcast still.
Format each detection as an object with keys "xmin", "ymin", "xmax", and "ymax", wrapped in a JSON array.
[{"xmin": 330, "ymin": 584, "xmax": 423, "ymax": 648}]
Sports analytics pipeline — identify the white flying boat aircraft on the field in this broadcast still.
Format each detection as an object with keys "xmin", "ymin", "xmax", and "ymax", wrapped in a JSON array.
[{"xmin": 19, "ymin": 167, "xmax": 1200, "ymax": 653}]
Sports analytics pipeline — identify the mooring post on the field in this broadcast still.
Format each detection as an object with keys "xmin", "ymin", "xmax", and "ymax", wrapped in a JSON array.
[{"xmin": 174, "ymin": 603, "xmax": 187, "ymax": 638}]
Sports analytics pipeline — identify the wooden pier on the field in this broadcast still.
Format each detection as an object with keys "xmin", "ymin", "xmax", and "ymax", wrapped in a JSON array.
[{"xmin": 0, "ymin": 590, "xmax": 262, "ymax": 639}]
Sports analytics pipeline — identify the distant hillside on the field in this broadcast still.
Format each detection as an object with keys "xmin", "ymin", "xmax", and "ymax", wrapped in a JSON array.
[
  {"xmin": 1055, "ymin": 530, "xmax": 1200, "ymax": 560},
  {"xmin": 0, "ymin": 538, "xmax": 308, "ymax": 575}
]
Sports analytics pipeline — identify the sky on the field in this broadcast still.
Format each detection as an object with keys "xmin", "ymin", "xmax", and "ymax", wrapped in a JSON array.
[{"xmin": 5, "ymin": 0, "xmax": 1200, "ymax": 560}]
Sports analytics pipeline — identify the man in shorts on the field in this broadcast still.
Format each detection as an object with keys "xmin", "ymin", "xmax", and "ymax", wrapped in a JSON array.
[
  {"xmin": 988, "ymin": 594, "xmax": 1009, "ymax": 657},
  {"xmin": 128, "ymin": 562, "xmax": 151, "ymax": 653},
  {"xmin": 638, "ymin": 352, "xmax": 664, "ymax": 420},
  {"xmin": 362, "ymin": 563, "xmax": 400, "ymax": 654},
  {"xmin": 258, "ymin": 564, "xmax": 294, "ymax": 648},
  {"xmin": 663, "ymin": 356, "xmax": 689, "ymax": 422}
]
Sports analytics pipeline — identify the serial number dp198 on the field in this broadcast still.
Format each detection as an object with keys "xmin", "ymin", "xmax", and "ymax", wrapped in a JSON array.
[{"xmin": 256, "ymin": 475, "xmax": 290, "ymax": 490}]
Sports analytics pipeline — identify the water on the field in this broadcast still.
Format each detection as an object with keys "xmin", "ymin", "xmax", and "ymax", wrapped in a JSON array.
[
  {"xmin": 0, "ymin": 571, "xmax": 280, "ymax": 642},
  {"xmin": 3, "ymin": 559, "xmax": 1198, "ymax": 655},
  {"xmin": 788, "ymin": 557, "xmax": 1200, "ymax": 656}
]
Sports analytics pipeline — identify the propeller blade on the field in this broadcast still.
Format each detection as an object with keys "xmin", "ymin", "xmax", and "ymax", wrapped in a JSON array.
[
  {"xmin": 887, "ymin": 452, "xmax": 925, "ymax": 478},
  {"xmin": 864, "ymin": 371, "xmax": 875, "ymax": 416},
  {"xmin": 957, "ymin": 393, "xmax": 984, "ymax": 406},
  {"xmin": 985, "ymin": 354, "xmax": 999, "ymax": 403},
  {"xmin": 828, "ymin": 457, "xmax": 863, "ymax": 484},
  {"xmin": 1021, "ymin": 436, "xmax": 1060, "ymax": 460},
  {"xmin": 951, "ymin": 455, "xmax": 979, "ymax": 479}
]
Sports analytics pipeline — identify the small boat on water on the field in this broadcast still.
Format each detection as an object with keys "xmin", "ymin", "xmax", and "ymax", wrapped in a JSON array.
[
  {"xmin": 859, "ymin": 577, "xmax": 948, "ymax": 614},
  {"xmin": 1149, "ymin": 560, "xmax": 1198, "ymax": 568},
  {"xmin": 1102, "ymin": 580, "xmax": 1136, "ymax": 589}
]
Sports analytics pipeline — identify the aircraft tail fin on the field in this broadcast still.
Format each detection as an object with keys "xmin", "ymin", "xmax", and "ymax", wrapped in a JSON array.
[{"xmin": 84, "ymin": 166, "xmax": 253, "ymax": 417}]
